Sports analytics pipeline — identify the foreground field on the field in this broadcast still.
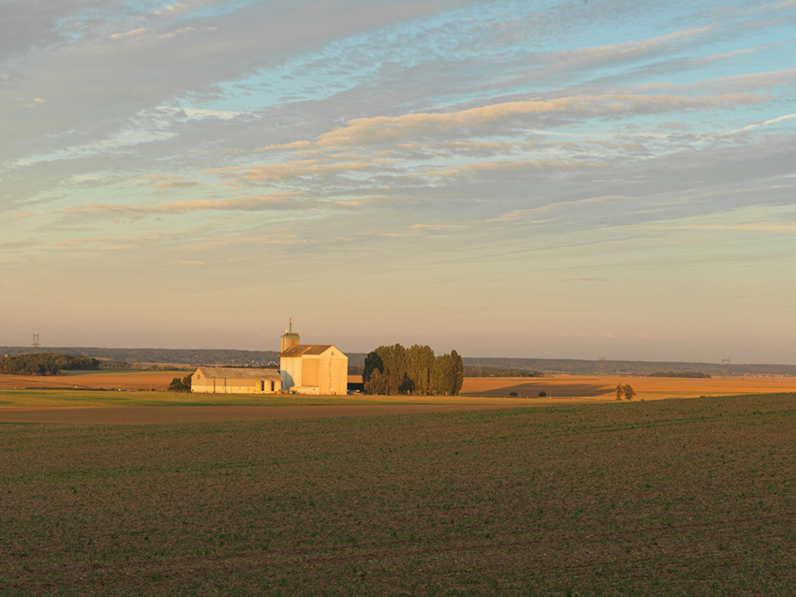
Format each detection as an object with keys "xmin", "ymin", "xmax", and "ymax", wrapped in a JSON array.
[{"xmin": 1, "ymin": 394, "xmax": 795, "ymax": 595}]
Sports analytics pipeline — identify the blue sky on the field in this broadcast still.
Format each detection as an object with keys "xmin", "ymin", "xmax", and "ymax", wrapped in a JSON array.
[{"xmin": 2, "ymin": 0, "xmax": 795, "ymax": 362}]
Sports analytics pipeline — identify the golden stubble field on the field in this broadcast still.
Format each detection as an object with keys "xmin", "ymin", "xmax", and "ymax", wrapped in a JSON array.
[
  {"xmin": 459, "ymin": 374, "xmax": 796, "ymax": 401},
  {"xmin": 0, "ymin": 370, "xmax": 183, "ymax": 391},
  {"xmin": 3, "ymin": 370, "xmax": 795, "ymax": 399}
]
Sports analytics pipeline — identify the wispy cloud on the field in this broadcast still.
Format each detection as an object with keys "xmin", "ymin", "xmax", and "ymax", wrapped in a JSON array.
[
  {"xmin": 57, "ymin": 193, "xmax": 310, "ymax": 217},
  {"xmin": 488, "ymin": 196, "xmax": 633, "ymax": 223},
  {"xmin": 316, "ymin": 93, "xmax": 763, "ymax": 147},
  {"xmin": 725, "ymin": 112, "xmax": 796, "ymax": 134}
]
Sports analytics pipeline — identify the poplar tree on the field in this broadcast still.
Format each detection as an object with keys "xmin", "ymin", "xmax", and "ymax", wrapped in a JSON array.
[
  {"xmin": 431, "ymin": 351, "xmax": 464, "ymax": 396},
  {"xmin": 407, "ymin": 344, "xmax": 435, "ymax": 395},
  {"xmin": 362, "ymin": 351, "xmax": 384, "ymax": 384}
]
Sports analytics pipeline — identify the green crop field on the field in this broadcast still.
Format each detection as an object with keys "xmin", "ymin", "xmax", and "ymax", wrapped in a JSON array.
[{"xmin": 1, "ymin": 394, "xmax": 795, "ymax": 595}]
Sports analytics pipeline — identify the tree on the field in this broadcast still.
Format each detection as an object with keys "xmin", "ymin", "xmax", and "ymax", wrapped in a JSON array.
[
  {"xmin": 431, "ymin": 350, "xmax": 464, "ymax": 396},
  {"xmin": 362, "ymin": 351, "xmax": 384, "ymax": 384},
  {"xmin": 616, "ymin": 384, "xmax": 636, "ymax": 401},
  {"xmin": 407, "ymin": 344, "xmax": 435, "ymax": 395},
  {"xmin": 364, "ymin": 369, "xmax": 388, "ymax": 395},
  {"xmin": 168, "ymin": 375, "xmax": 192, "ymax": 392},
  {"xmin": 0, "ymin": 353, "xmax": 99, "ymax": 376},
  {"xmin": 372, "ymin": 344, "xmax": 412, "ymax": 395},
  {"xmin": 451, "ymin": 350, "xmax": 463, "ymax": 396}
]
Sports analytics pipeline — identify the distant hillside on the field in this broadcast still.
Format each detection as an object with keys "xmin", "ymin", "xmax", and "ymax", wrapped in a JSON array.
[
  {"xmin": 460, "ymin": 357, "xmax": 796, "ymax": 377},
  {"xmin": 0, "ymin": 347, "xmax": 280, "ymax": 367},
  {"xmin": 2, "ymin": 347, "xmax": 794, "ymax": 377}
]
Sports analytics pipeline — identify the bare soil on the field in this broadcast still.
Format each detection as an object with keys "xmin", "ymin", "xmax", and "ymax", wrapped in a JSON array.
[
  {"xmin": 2, "ymin": 394, "xmax": 795, "ymax": 595},
  {"xmin": 0, "ymin": 402, "xmax": 533, "ymax": 425}
]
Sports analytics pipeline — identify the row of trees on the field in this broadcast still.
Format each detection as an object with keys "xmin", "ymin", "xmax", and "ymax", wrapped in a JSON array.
[
  {"xmin": 647, "ymin": 371, "xmax": 711, "ymax": 378},
  {"xmin": 464, "ymin": 366, "xmax": 543, "ymax": 378},
  {"xmin": 362, "ymin": 344, "xmax": 464, "ymax": 396},
  {"xmin": 0, "ymin": 353, "xmax": 99, "ymax": 376}
]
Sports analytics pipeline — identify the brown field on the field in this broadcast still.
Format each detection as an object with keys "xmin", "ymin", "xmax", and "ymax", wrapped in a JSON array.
[
  {"xmin": 2, "ymin": 393, "xmax": 795, "ymax": 594},
  {"xmin": 0, "ymin": 403, "xmax": 536, "ymax": 425}
]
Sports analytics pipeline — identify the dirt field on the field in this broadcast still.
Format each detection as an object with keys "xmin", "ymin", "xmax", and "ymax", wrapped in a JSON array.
[
  {"xmin": 0, "ymin": 403, "xmax": 539, "ymax": 425},
  {"xmin": 2, "ymin": 394, "xmax": 795, "ymax": 594}
]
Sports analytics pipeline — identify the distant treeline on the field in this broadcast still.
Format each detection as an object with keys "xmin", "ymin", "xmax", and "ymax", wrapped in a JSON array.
[
  {"xmin": 647, "ymin": 371, "xmax": 712, "ymax": 378},
  {"xmin": 0, "ymin": 353, "xmax": 99, "ymax": 376},
  {"xmin": 464, "ymin": 366, "xmax": 544, "ymax": 378},
  {"xmin": 459, "ymin": 357, "xmax": 796, "ymax": 377},
  {"xmin": 0, "ymin": 347, "xmax": 281, "ymax": 367},
  {"xmin": 99, "ymin": 360, "xmax": 134, "ymax": 369},
  {"xmin": 3, "ymin": 347, "xmax": 796, "ymax": 377},
  {"xmin": 363, "ymin": 344, "xmax": 463, "ymax": 396},
  {"xmin": 353, "ymin": 364, "xmax": 543, "ymax": 378}
]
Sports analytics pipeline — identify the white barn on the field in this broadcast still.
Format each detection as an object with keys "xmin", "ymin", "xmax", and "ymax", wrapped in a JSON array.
[
  {"xmin": 279, "ymin": 323, "xmax": 348, "ymax": 395},
  {"xmin": 191, "ymin": 367, "xmax": 282, "ymax": 394}
]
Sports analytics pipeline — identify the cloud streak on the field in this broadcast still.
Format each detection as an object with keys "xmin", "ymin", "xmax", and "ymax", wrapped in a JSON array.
[{"xmin": 316, "ymin": 93, "xmax": 764, "ymax": 147}]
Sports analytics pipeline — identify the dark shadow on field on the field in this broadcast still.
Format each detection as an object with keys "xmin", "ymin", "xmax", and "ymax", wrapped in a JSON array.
[{"xmin": 461, "ymin": 382, "xmax": 609, "ymax": 398}]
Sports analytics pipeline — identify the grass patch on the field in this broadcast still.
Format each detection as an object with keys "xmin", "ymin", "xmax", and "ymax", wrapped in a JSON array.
[
  {"xmin": 1, "ymin": 394, "xmax": 795, "ymax": 594},
  {"xmin": 0, "ymin": 388, "xmax": 401, "ymax": 408}
]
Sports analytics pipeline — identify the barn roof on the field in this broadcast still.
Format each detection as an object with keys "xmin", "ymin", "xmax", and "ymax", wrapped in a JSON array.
[
  {"xmin": 279, "ymin": 344, "xmax": 343, "ymax": 358},
  {"xmin": 195, "ymin": 367, "xmax": 282, "ymax": 380}
]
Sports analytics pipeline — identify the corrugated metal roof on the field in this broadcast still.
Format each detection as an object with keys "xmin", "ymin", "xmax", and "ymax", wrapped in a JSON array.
[
  {"xmin": 279, "ymin": 344, "xmax": 337, "ymax": 358},
  {"xmin": 195, "ymin": 367, "xmax": 282, "ymax": 380}
]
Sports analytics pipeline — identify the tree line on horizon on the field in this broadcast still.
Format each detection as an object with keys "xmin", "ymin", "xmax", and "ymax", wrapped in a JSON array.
[
  {"xmin": 0, "ymin": 353, "xmax": 100, "ymax": 376},
  {"xmin": 362, "ymin": 344, "xmax": 464, "ymax": 396}
]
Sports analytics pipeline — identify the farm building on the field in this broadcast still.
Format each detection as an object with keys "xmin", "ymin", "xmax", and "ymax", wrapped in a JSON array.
[
  {"xmin": 191, "ymin": 367, "xmax": 282, "ymax": 394},
  {"xmin": 279, "ymin": 323, "xmax": 348, "ymax": 395}
]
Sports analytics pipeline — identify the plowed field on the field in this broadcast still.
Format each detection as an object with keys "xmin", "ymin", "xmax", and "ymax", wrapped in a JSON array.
[{"xmin": 2, "ymin": 394, "xmax": 795, "ymax": 594}]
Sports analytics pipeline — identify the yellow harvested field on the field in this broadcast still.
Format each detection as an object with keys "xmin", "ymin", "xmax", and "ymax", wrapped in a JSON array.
[
  {"xmin": 2, "ymin": 372, "xmax": 795, "ymax": 405},
  {"xmin": 460, "ymin": 374, "xmax": 796, "ymax": 400},
  {"xmin": 0, "ymin": 371, "xmax": 179, "ymax": 390}
]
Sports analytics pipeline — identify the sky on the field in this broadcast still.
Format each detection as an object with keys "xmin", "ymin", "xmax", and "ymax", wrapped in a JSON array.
[{"xmin": 1, "ymin": 0, "xmax": 795, "ymax": 363}]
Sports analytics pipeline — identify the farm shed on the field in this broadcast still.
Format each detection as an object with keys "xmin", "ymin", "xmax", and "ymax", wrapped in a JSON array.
[
  {"xmin": 191, "ymin": 367, "xmax": 282, "ymax": 394},
  {"xmin": 279, "ymin": 324, "xmax": 348, "ymax": 395}
]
